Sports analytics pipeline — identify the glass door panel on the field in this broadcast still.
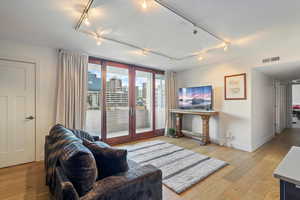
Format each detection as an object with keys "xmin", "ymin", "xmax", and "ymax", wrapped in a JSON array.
[
  {"xmin": 106, "ymin": 65, "xmax": 130, "ymax": 138},
  {"xmin": 155, "ymin": 74, "xmax": 165, "ymax": 129},
  {"xmin": 85, "ymin": 63, "xmax": 102, "ymax": 137},
  {"xmin": 135, "ymin": 70, "xmax": 153, "ymax": 133}
]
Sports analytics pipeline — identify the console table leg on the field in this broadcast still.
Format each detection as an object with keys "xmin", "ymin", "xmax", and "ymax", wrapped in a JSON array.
[
  {"xmin": 201, "ymin": 115, "xmax": 211, "ymax": 144},
  {"xmin": 175, "ymin": 113, "xmax": 183, "ymax": 137}
]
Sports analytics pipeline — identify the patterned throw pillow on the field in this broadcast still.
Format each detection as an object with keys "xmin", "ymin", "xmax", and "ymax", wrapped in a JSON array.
[
  {"xmin": 59, "ymin": 142, "xmax": 97, "ymax": 197},
  {"xmin": 83, "ymin": 140, "xmax": 129, "ymax": 179}
]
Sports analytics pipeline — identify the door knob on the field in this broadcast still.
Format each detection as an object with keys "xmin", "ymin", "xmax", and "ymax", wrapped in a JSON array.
[{"xmin": 25, "ymin": 116, "xmax": 35, "ymax": 120}]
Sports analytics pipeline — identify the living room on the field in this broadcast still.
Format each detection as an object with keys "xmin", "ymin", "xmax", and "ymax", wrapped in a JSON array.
[{"xmin": 1, "ymin": 0, "xmax": 300, "ymax": 200}]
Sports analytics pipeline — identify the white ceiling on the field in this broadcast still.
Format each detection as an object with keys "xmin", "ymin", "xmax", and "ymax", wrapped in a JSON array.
[
  {"xmin": 1, "ymin": 0, "xmax": 300, "ymax": 71},
  {"xmin": 256, "ymin": 61, "xmax": 300, "ymax": 81}
]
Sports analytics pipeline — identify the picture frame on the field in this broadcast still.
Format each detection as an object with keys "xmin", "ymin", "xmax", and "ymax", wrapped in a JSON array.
[{"xmin": 224, "ymin": 73, "xmax": 247, "ymax": 100}]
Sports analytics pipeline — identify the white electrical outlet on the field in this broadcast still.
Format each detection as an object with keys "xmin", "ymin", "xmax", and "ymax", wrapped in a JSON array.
[{"xmin": 226, "ymin": 131, "xmax": 232, "ymax": 138}]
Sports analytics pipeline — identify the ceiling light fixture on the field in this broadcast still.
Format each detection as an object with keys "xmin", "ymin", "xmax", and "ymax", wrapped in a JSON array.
[
  {"xmin": 223, "ymin": 42, "xmax": 229, "ymax": 51},
  {"xmin": 96, "ymin": 39, "xmax": 102, "ymax": 46},
  {"xmin": 84, "ymin": 16, "xmax": 90, "ymax": 26},
  {"xmin": 198, "ymin": 56, "xmax": 204, "ymax": 61},
  {"xmin": 142, "ymin": 0, "xmax": 148, "ymax": 9},
  {"xmin": 76, "ymin": 0, "xmax": 232, "ymax": 61},
  {"xmin": 223, "ymin": 44, "xmax": 228, "ymax": 51},
  {"xmin": 142, "ymin": 49, "xmax": 149, "ymax": 56},
  {"xmin": 95, "ymin": 35, "xmax": 102, "ymax": 45}
]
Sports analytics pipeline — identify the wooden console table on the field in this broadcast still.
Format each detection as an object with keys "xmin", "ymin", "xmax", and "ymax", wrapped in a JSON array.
[{"xmin": 170, "ymin": 109, "xmax": 219, "ymax": 145}]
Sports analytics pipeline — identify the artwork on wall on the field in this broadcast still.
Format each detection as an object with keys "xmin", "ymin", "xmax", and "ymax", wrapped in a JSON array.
[{"xmin": 224, "ymin": 73, "xmax": 247, "ymax": 100}]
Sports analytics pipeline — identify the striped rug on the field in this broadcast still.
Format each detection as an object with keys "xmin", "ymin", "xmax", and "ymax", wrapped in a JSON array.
[{"xmin": 121, "ymin": 140, "xmax": 228, "ymax": 194}]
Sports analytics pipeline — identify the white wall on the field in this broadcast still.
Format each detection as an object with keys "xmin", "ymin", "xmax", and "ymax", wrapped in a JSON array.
[
  {"xmin": 251, "ymin": 70, "xmax": 275, "ymax": 151},
  {"xmin": 0, "ymin": 40, "xmax": 58, "ymax": 160},
  {"xmin": 176, "ymin": 59, "xmax": 253, "ymax": 152},
  {"xmin": 292, "ymin": 84, "xmax": 300, "ymax": 104}
]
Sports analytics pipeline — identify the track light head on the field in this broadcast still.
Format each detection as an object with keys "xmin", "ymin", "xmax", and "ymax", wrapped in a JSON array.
[
  {"xmin": 222, "ymin": 42, "xmax": 230, "ymax": 51},
  {"xmin": 96, "ymin": 35, "xmax": 102, "ymax": 45},
  {"xmin": 84, "ymin": 17, "xmax": 90, "ymax": 26},
  {"xmin": 198, "ymin": 56, "xmax": 203, "ymax": 61},
  {"xmin": 142, "ymin": 0, "xmax": 147, "ymax": 9},
  {"xmin": 223, "ymin": 45, "xmax": 228, "ymax": 51},
  {"xmin": 142, "ymin": 49, "xmax": 149, "ymax": 56}
]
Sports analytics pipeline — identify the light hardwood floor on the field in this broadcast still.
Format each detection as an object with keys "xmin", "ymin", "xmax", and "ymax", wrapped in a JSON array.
[{"xmin": 1, "ymin": 128, "xmax": 300, "ymax": 200}]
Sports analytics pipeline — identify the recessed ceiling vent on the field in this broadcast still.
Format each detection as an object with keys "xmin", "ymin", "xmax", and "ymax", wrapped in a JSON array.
[
  {"xmin": 262, "ymin": 56, "xmax": 280, "ymax": 63},
  {"xmin": 292, "ymin": 79, "xmax": 300, "ymax": 84}
]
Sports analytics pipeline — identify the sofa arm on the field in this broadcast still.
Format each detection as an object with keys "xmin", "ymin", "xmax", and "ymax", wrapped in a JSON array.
[
  {"xmin": 54, "ymin": 167, "xmax": 80, "ymax": 200},
  {"xmin": 44, "ymin": 136, "xmax": 50, "ymax": 175},
  {"xmin": 81, "ymin": 164, "xmax": 162, "ymax": 200}
]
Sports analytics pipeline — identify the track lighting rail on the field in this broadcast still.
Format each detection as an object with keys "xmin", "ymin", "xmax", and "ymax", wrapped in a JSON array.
[
  {"xmin": 75, "ymin": 0, "xmax": 94, "ymax": 31},
  {"xmin": 74, "ymin": 0, "xmax": 230, "ymax": 61},
  {"xmin": 154, "ymin": 0, "xmax": 228, "ymax": 43}
]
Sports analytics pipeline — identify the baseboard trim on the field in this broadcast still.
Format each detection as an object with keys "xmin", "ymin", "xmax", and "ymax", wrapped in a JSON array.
[{"xmin": 251, "ymin": 134, "xmax": 274, "ymax": 152}]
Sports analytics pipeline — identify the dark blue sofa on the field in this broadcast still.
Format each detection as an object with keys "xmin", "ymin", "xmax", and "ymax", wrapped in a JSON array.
[{"xmin": 44, "ymin": 126, "xmax": 162, "ymax": 200}]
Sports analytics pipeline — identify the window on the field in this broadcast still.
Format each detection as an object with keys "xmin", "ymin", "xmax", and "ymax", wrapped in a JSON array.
[
  {"xmin": 135, "ymin": 70, "xmax": 153, "ymax": 133},
  {"xmin": 106, "ymin": 65, "xmax": 130, "ymax": 138},
  {"xmin": 85, "ymin": 62, "xmax": 102, "ymax": 137}
]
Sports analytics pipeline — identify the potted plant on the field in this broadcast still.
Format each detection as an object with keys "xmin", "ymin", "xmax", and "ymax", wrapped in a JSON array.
[{"xmin": 167, "ymin": 128, "xmax": 176, "ymax": 138}]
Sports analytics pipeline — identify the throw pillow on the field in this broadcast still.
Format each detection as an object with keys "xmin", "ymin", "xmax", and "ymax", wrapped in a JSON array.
[
  {"xmin": 59, "ymin": 142, "xmax": 97, "ymax": 197},
  {"xmin": 83, "ymin": 140, "xmax": 129, "ymax": 179}
]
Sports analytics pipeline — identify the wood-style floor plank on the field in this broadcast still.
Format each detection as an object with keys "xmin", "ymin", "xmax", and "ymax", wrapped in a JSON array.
[{"xmin": 1, "ymin": 128, "xmax": 299, "ymax": 200}]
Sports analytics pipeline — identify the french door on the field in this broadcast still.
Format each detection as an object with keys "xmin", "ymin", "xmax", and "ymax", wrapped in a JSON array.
[{"xmin": 86, "ymin": 58, "xmax": 165, "ymax": 144}]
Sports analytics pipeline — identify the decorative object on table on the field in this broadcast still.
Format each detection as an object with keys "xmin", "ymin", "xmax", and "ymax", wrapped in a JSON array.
[
  {"xmin": 224, "ymin": 73, "xmax": 247, "ymax": 100},
  {"xmin": 121, "ymin": 140, "xmax": 228, "ymax": 194},
  {"xmin": 167, "ymin": 128, "xmax": 176, "ymax": 138}
]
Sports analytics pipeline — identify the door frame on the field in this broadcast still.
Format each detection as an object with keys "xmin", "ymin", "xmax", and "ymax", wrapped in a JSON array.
[
  {"xmin": 132, "ymin": 66, "xmax": 155, "ymax": 138},
  {"xmin": 89, "ymin": 57, "xmax": 165, "ymax": 145},
  {"xmin": 0, "ymin": 56, "xmax": 39, "ymax": 162},
  {"xmin": 102, "ymin": 60, "xmax": 133, "ymax": 144}
]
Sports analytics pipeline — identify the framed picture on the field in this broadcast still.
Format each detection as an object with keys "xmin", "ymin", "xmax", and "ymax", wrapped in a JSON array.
[{"xmin": 224, "ymin": 73, "xmax": 247, "ymax": 100}]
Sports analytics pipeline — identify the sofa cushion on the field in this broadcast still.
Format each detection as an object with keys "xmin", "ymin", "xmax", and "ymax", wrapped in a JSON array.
[
  {"xmin": 83, "ymin": 140, "xmax": 129, "ymax": 179},
  {"xmin": 93, "ymin": 141, "xmax": 111, "ymax": 148},
  {"xmin": 70, "ymin": 129, "xmax": 95, "ymax": 142},
  {"xmin": 59, "ymin": 142, "xmax": 97, "ymax": 197}
]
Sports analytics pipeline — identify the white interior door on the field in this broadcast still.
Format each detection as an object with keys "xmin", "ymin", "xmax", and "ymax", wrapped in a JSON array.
[
  {"xmin": 275, "ymin": 82, "xmax": 288, "ymax": 134},
  {"xmin": 0, "ymin": 58, "xmax": 35, "ymax": 168}
]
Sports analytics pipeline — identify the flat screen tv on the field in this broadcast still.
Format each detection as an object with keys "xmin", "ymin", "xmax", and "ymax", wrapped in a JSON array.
[{"xmin": 178, "ymin": 86, "xmax": 213, "ymax": 110}]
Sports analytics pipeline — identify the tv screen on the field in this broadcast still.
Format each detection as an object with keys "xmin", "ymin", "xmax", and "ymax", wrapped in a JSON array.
[{"xmin": 178, "ymin": 86, "xmax": 213, "ymax": 110}]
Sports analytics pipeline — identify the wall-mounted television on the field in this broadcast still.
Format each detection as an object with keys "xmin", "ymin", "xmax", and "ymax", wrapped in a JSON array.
[{"xmin": 178, "ymin": 86, "xmax": 213, "ymax": 110}]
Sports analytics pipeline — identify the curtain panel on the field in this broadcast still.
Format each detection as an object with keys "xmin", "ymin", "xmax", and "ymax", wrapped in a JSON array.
[
  {"xmin": 165, "ymin": 71, "xmax": 177, "ymax": 134},
  {"xmin": 56, "ymin": 50, "xmax": 88, "ymax": 129}
]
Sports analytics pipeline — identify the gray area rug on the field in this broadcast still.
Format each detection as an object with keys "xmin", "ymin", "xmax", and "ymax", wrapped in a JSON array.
[{"xmin": 121, "ymin": 140, "xmax": 228, "ymax": 194}]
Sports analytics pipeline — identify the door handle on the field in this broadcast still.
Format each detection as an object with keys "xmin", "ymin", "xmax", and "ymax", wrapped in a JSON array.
[
  {"xmin": 129, "ymin": 107, "xmax": 135, "ymax": 117},
  {"xmin": 25, "ymin": 116, "xmax": 35, "ymax": 120}
]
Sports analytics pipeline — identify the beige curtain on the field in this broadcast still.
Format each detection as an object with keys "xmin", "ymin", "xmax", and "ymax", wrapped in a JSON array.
[
  {"xmin": 56, "ymin": 50, "xmax": 88, "ymax": 129},
  {"xmin": 165, "ymin": 71, "xmax": 177, "ymax": 134}
]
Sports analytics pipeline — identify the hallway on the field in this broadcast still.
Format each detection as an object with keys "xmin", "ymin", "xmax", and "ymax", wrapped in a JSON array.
[{"xmin": 0, "ymin": 128, "xmax": 300, "ymax": 200}]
